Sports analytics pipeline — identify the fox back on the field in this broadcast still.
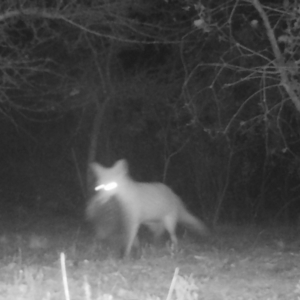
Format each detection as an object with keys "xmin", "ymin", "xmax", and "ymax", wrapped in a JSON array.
[{"xmin": 87, "ymin": 159, "xmax": 209, "ymax": 257}]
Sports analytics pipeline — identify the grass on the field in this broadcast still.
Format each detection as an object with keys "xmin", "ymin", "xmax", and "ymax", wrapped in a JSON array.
[{"xmin": 0, "ymin": 212, "xmax": 299, "ymax": 300}]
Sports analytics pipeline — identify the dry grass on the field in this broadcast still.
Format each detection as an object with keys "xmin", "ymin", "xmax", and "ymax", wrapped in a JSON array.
[{"xmin": 0, "ymin": 214, "xmax": 299, "ymax": 300}]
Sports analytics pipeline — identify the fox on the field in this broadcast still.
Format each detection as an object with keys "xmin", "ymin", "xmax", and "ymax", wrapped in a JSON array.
[{"xmin": 86, "ymin": 159, "xmax": 209, "ymax": 257}]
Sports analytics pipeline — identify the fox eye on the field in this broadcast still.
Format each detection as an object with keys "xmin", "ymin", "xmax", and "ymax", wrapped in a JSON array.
[{"xmin": 95, "ymin": 182, "xmax": 118, "ymax": 191}]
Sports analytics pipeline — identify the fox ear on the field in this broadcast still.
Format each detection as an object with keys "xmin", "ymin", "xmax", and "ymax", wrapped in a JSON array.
[
  {"xmin": 90, "ymin": 162, "xmax": 104, "ymax": 176},
  {"xmin": 114, "ymin": 159, "xmax": 129, "ymax": 173}
]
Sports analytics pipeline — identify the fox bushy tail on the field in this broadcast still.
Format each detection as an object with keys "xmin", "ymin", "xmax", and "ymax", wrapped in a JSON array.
[{"xmin": 178, "ymin": 207, "xmax": 210, "ymax": 236}]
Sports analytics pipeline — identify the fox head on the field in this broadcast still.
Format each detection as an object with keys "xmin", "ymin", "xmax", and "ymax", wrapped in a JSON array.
[{"xmin": 90, "ymin": 159, "xmax": 129, "ymax": 203}]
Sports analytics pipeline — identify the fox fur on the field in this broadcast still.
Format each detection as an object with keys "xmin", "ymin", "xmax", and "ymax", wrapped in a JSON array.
[{"xmin": 86, "ymin": 159, "xmax": 209, "ymax": 257}]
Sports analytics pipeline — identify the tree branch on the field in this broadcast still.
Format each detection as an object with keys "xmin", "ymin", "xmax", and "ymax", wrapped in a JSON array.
[{"xmin": 251, "ymin": 0, "xmax": 300, "ymax": 112}]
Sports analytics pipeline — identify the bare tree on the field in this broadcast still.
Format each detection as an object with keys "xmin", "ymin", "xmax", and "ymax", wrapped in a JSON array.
[{"xmin": 177, "ymin": 0, "xmax": 300, "ymax": 223}]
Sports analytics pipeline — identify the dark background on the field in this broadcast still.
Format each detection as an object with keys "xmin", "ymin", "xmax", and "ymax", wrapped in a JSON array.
[{"xmin": 0, "ymin": 0, "xmax": 299, "ymax": 228}]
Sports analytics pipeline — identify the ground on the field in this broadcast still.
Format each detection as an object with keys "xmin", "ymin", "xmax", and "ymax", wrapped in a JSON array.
[{"xmin": 0, "ymin": 212, "xmax": 299, "ymax": 300}]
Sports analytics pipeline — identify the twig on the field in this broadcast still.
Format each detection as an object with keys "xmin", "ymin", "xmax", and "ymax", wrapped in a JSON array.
[
  {"xmin": 166, "ymin": 267, "xmax": 179, "ymax": 300},
  {"xmin": 60, "ymin": 252, "xmax": 70, "ymax": 300},
  {"xmin": 83, "ymin": 275, "xmax": 91, "ymax": 300}
]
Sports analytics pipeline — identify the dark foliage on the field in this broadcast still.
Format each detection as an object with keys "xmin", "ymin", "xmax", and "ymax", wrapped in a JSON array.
[{"xmin": 0, "ymin": 0, "xmax": 299, "ymax": 228}]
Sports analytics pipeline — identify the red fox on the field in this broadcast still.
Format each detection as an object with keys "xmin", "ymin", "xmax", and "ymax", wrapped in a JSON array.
[{"xmin": 86, "ymin": 159, "xmax": 209, "ymax": 257}]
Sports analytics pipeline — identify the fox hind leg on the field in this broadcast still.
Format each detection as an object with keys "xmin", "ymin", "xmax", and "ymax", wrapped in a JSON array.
[{"xmin": 163, "ymin": 215, "xmax": 178, "ymax": 251}]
